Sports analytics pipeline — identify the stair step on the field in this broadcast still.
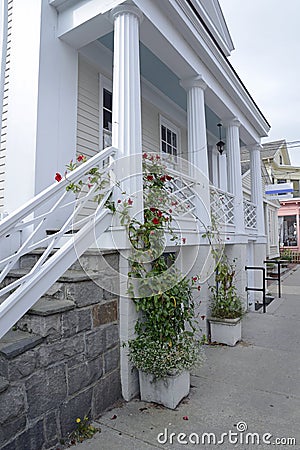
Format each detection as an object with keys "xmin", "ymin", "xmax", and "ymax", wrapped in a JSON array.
[
  {"xmin": 6, "ymin": 268, "xmax": 98, "ymax": 283},
  {"xmin": 0, "ymin": 330, "xmax": 43, "ymax": 359},
  {"xmin": 28, "ymin": 297, "xmax": 75, "ymax": 316}
]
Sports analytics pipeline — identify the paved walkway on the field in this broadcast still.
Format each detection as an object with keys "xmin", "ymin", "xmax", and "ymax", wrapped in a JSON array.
[{"xmin": 75, "ymin": 265, "xmax": 300, "ymax": 450}]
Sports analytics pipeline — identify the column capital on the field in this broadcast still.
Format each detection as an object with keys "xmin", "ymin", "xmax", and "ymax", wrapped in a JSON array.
[
  {"xmin": 110, "ymin": 3, "xmax": 143, "ymax": 23},
  {"xmin": 180, "ymin": 75, "xmax": 206, "ymax": 91},
  {"xmin": 250, "ymin": 143, "xmax": 263, "ymax": 152},
  {"xmin": 224, "ymin": 117, "xmax": 241, "ymax": 128}
]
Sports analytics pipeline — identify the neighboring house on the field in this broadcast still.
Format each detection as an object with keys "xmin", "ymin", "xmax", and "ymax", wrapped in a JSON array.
[
  {"xmin": 262, "ymin": 139, "xmax": 300, "ymax": 198},
  {"xmin": 278, "ymin": 199, "xmax": 300, "ymax": 252},
  {"xmin": 0, "ymin": 1, "xmax": 271, "ymax": 447},
  {"xmin": 255, "ymin": 139, "xmax": 300, "ymax": 255},
  {"xmin": 241, "ymin": 149, "xmax": 280, "ymax": 259}
]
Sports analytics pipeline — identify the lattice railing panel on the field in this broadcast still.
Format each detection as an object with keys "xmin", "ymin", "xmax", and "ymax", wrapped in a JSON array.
[
  {"xmin": 210, "ymin": 187, "xmax": 235, "ymax": 225},
  {"xmin": 243, "ymin": 199, "xmax": 257, "ymax": 229}
]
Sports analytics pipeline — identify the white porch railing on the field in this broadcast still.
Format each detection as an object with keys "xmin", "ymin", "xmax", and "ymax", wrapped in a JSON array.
[
  {"xmin": 0, "ymin": 146, "xmax": 116, "ymax": 339},
  {"xmin": 210, "ymin": 186, "xmax": 235, "ymax": 225},
  {"xmin": 243, "ymin": 198, "xmax": 257, "ymax": 229},
  {"xmin": 164, "ymin": 167, "xmax": 196, "ymax": 217}
]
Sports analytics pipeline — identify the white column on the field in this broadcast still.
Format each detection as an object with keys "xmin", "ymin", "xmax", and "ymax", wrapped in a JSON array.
[
  {"xmin": 250, "ymin": 144, "xmax": 265, "ymax": 236},
  {"xmin": 219, "ymin": 153, "xmax": 228, "ymax": 191},
  {"xmin": 180, "ymin": 76, "xmax": 209, "ymax": 176},
  {"xmin": 111, "ymin": 4, "xmax": 143, "ymax": 215},
  {"xmin": 211, "ymin": 146, "xmax": 219, "ymax": 187},
  {"xmin": 180, "ymin": 76, "xmax": 210, "ymax": 227},
  {"xmin": 111, "ymin": 3, "xmax": 143, "ymax": 402},
  {"xmin": 226, "ymin": 118, "xmax": 245, "ymax": 235}
]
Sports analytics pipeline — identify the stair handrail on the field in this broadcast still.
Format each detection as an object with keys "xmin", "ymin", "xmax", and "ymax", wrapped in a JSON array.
[
  {"xmin": 0, "ymin": 146, "xmax": 117, "ymax": 237},
  {"xmin": 0, "ymin": 146, "xmax": 117, "ymax": 338}
]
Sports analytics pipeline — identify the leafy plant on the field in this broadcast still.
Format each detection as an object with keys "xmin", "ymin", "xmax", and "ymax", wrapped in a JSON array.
[
  {"xmin": 209, "ymin": 255, "xmax": 244, "ymax": 319},
  {"xmin": 125, "ymin": 153, "xmax": 205, "ymax": 379},
  {"xmin": 69, "ymin": 415, "xmax": 98, "ymax": 443}
]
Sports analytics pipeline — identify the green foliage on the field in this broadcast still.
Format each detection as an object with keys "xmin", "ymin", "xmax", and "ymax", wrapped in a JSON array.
[
  {"xmin": 126, "ymin": 153, "xmax": 205, "ymax": 379},
  {"xmin": 128, "ymin": 332, "xmax": 205, "ymax": 379},
  {"xmin": 210, "ymin": 256, "xmax": 244, "ymax": 319},
  {"xmin": 69, "ymin": 416, "xmax": 98, "ymax": 443}
]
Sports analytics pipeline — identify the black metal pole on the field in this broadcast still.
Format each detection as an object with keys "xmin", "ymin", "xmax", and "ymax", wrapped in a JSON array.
[{"xmin": 262, "ymin": 267, "xmax": 266, "ymax": 313}]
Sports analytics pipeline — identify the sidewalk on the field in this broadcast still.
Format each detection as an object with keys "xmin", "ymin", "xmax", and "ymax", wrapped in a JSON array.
[{"xmin": 74, "ymin": 265, "xmax": 300, "ymax": 449}]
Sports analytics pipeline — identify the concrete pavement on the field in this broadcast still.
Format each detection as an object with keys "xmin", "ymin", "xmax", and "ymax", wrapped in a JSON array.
[{"xmin": 74, "ymin": 265, "xmax": 300, "ymax": 449}]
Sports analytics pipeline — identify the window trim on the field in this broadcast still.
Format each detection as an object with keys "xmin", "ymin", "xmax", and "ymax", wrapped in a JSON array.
[
  {"xmin": 99, "ymin": 74, "xmax": 112, "ymax": 150},
  {"xmin": 159, "ymin": 115, "xmax": 181, "ymax": 159}
]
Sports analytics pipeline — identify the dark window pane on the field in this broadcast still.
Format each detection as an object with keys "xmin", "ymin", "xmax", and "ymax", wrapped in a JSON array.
[
  {"xmin": 103, "ymin": 110, "xmax": 112, "ymax": 130},
  {"xmin": 172, "ymin": 133, "xmax": 177, "ymax": 148},
  {"xmin": 162, "ymin": 142, "xmax": 166, "ymax": 153},
  {"xmin": 167, "ymin": 129, "xmax": 171, "ymax": 144},
  {"xmin": 103, "ymin": 89, "xmax": 112, "ymax": 110},
  {"xmin": 161, "ymin": 126, "xmax": 166, "ymax": 141},
  {"xmin": 167, "ymin": 144, "xmax": 172, "ymax": 154}
]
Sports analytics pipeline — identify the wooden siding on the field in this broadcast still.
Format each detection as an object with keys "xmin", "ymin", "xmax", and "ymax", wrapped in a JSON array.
[
  {"xmin": 0, "ymin": 0, "xmax": 13, "ymax": 209},
  {"xmin": 76, "ymin": 57, "xmax": 99, "ymax": 158}
]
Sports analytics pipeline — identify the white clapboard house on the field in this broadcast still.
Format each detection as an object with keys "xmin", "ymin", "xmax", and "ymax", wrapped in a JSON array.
[{"xmin": 0, "ymin": 0, "xmax": 270, "ymax": 400}]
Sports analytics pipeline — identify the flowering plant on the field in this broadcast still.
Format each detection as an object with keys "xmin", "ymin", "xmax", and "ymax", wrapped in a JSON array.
[
  {"xmin": 126, "ymin": 153, "xmax": 205, "ymax": 379},
  {"xmin": 57, "ymin": 152, "xmax": 206, "ymax": 378}
]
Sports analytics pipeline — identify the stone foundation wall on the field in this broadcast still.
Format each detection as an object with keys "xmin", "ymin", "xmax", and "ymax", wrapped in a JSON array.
[{"xmin": 0, "ymin": 251, "xmax": 121, "ymax": 450}]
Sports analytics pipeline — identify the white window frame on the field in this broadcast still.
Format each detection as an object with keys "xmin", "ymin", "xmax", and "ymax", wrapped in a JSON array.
[
  {"xmin": 99, "ymin": 74, "xmax": 112, "ymax": 150},
  {"xmin": 159, "ymin": 115, "xmax": 181, "ymax": 161}
]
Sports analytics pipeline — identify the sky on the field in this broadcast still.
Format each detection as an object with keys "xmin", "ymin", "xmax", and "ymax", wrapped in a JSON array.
[{"xmin": 218, "ymin": 0, "xmax": 300, "ymax": 164}]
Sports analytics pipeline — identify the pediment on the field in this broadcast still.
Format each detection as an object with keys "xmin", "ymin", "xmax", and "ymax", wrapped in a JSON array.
[{"xmin": 191, "ymin": 0, "xmax": 234, "ymax": 55}]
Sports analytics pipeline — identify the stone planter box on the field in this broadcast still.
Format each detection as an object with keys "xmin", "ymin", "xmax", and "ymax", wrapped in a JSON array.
[
  {"xmin": 139, "ymin": 370, "xmax": 190, "ymax": 409},
  {"xmin": 209, "ymin": 316, "xmax": 242, "ymax": 346}
]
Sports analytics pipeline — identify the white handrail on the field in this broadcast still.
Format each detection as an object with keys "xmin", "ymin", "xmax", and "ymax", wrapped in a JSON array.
[
  {"xmin": 0, "ymin": 146, "xmax": 116, "ymax": 237},
  {"xmin": 0, "ymin": 147, "xmax": 117, "ymax": 337}
]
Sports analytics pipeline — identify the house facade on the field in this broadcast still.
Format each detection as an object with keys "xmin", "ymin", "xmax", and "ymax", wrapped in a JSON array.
[
  {"xmin": 257, "ymin": 140, "xmax": 300, "ymax": 255},
  {"xmin": 0, "ymin": 1, "xmax": 270, "ymax": 446},
  {"xmin": 241, "ymin": 149, "xmax": 280, "ymax": 260}
]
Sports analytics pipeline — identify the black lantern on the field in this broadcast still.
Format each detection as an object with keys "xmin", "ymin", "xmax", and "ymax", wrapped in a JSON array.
[{"xmin": 216, "ymin": 123, "xmax": 225, "ymax": 155}]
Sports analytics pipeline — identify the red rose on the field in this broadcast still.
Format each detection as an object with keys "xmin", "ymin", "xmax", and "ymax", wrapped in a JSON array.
[
  {"xmin": 182, "ymin": 237, "xmax": 186, "ymax": 244},
  {"xmin": 152, "ymin": 217, "xmax": 160, "ymax": 225},
  {"xmin": 143, "ymin": 152, "xmax": 148, "ymax": 159},
  {"xmin": 147, "ymin": 175, "xmax": 154, "ymax": 181},
  {"xmin": 117, "ymin": 199, "xmax": 122, "ymax": 204},
  {"xmin": 128, "ymin": 198, "xmax": 133, "ymax": 205},
  {"xmin": 160, "ymin": 175, "xmax": 166, "ymax": 182},
  {"xmin": 77, "ymin": 154, "xmax": 85, "ymax": 162},
  {"xmin": 197, "ymin": 285, "xmax": 201, "ymax": 291},
  {"xmin": 55, "ymin": 172, "xmax": 62, "ymax": 182},
  {"xmin": 166, "ymin": 175, "xmax": 173, "ymax": 181}
]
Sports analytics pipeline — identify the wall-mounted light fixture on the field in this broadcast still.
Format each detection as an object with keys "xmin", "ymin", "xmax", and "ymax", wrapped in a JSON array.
[{"xmin": 216, "ymin": 123, "xmax": 225, "ymax": 155}]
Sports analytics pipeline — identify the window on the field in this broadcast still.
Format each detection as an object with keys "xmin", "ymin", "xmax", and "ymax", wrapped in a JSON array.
[
  {"xmin": 160, "ymin": 117, "xmax": 180, "ymax": 159},
  {"xmin": 102, "ymin": 88, "xmax": 112, "ymax": 149},
  {"xmin": 280, "ymin": 215, "xmax": 297, "ymax": 246},
  {"xmin": 279, "ymin": 155, "xmax": 283, "ymax": 165}
]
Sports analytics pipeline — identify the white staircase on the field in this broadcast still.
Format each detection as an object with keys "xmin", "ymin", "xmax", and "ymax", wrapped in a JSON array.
[{"xmin": 0, "ymin": 146, "xmax": 117, "ymax": 338}]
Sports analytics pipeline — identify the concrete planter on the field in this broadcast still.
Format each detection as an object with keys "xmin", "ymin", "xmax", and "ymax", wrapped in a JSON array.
[
  {"xmin": 209, "ymin": 316, "xmax": 242, "ymax": 346},
  {"xmin": 139, "ymin": 370, "xmax": 190, "ymax": 409}
]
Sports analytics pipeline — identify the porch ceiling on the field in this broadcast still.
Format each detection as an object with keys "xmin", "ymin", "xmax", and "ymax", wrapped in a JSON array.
[
  {"xmin": 52, "ymin": 0, "xmax": 267, "ymax": 144},
  {"xmin": 99, "ymin": 32, "xmax": 222, "ymax": 141}
]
